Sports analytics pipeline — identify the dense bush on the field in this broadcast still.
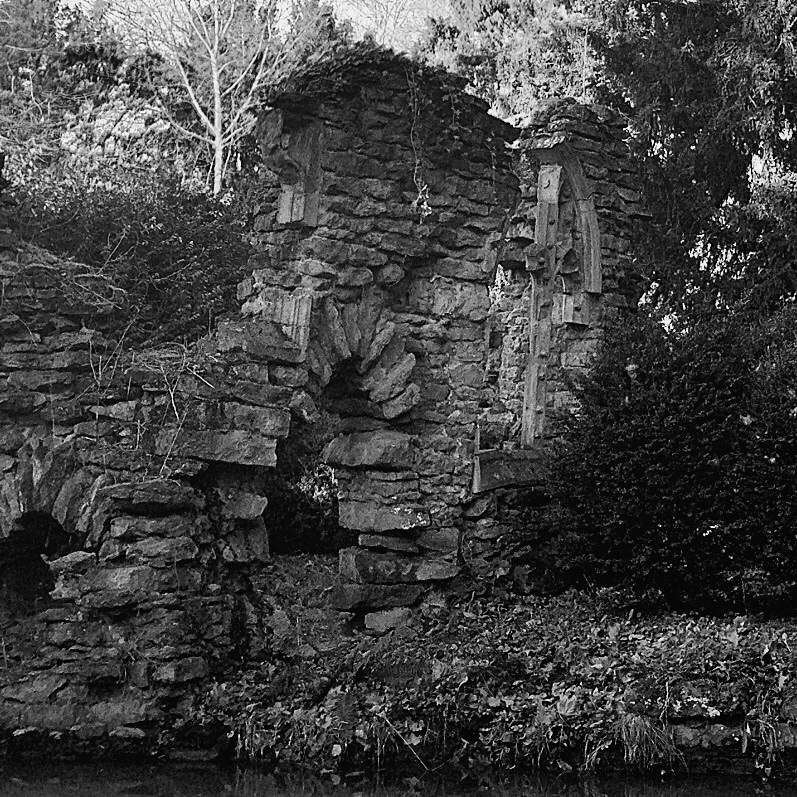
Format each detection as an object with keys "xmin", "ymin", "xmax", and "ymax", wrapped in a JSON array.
[
  {"xmin": 12, "ymin": 167, "xmax": 251, "ymax": 346},
  {"xmin": 546, "ymin": 307, "xmax": 797, "ymax": 613}
]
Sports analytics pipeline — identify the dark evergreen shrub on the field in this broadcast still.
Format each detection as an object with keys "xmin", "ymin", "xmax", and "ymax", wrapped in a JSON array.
[{"xmin": 548, "ymin": 307, "xmax": 797, "ymax": 613}]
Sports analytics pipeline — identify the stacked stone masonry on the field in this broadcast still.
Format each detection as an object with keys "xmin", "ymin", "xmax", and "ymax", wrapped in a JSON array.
[{"xmin": 0, "ymin": 49, "xmax": 644, "ymax": 747}]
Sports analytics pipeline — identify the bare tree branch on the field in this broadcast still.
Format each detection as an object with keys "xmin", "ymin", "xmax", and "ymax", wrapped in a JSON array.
[{"xmin": 104, "ymin": 0, "xmax": 329, "ymax": 194}]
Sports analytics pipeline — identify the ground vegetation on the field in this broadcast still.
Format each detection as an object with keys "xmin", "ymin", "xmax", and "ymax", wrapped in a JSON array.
[{"xmin": 199, "ymin": 558, "xmax": 797, "ymax": 777}]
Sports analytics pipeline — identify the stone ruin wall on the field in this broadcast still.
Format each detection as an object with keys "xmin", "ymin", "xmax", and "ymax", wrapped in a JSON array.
[
  {"xmin": 244, "ymin": 55, "xmax": 520, "ymax": 615},
  {"xmin": 0, "ymin": 237, "xmax": 283, "ymax": 752},
  {"xmin": 0, "ymin": 52, "xmax": 643, "ymax": 748},
  {"xmin": 240, "ymin": 55, "xmax": 643, "ymax": 617}
]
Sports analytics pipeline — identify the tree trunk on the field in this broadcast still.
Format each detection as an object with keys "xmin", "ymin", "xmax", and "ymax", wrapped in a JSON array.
[
  {"xmin": 213, "ymin": 133, "xmax": 224, "ymax": 195},
  {"xmin": 211, "ymin": 38, "xmax": 224, "ymax": 196}
]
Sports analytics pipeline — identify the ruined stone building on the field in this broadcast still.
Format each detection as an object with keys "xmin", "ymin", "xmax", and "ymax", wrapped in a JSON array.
[{"xmin": 0, "ymin": 48, "xmax": 643, "ymax": 747}]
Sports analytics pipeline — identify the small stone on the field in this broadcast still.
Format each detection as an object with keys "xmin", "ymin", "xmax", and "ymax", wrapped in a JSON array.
[
  {"xmin": 216, "ymin": 488, "xmax": 268, "ymax": 520},
  {"xmin": 365, "ymin": 607, "xmax": 412, "ymax": 634},
  {"xmin": 153, "ymin": 657, "xmax": 209, "ymax": 683},
  {"xmin": 270, "ymin": 365, "xmax": 309, "ymax": 387},
  {"xmin": 109, "ymin": 726, "xmax": 147, "ymax": 739},
  {"xmin": 375, "ymin": 264, "xmax": 404, "ymax": 285},
  {"xmin": 222, "ymin": 518, "xmax": 269, "ymax": 563},
  {"xmin": 338, "ymin": 266, "xmax": 374, "ymax": 287},
  {"xmin": 290, "ymin": 390, "xmax": 320, "ymax": 424}
]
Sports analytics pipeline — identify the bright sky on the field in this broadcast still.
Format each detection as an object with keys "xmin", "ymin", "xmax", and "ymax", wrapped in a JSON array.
[
  {"xmin": 332, "ymin": 0, "xmax": 446, "ymax": 52},
  {"xmin": 59, "ymin": 0, "xmax": 447, "ymax": 53}
]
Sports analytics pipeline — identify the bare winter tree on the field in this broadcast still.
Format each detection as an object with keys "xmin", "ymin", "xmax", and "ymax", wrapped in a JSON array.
[
  {"xmin": 106, "ymin": 0, "xmax": 331, "ymax": 194},
  {"xmin": 334, "ymin": 0, "xmax": 438, "ymax": 51}
]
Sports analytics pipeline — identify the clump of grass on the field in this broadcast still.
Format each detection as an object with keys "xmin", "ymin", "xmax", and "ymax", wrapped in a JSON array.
[{"xmin": 584, "ymin": 714, "xmax": 682, "ymax": 772}]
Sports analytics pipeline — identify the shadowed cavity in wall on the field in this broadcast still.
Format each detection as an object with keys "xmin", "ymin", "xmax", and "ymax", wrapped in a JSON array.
[{"xmin": 0, "ymin": 512, "xmax": 71, "ymax": 617}]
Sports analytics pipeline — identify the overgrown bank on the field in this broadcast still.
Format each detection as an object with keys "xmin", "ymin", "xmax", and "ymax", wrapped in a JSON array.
[{"xmin": 197, "ymin": 556, "xmax": 797, "ymax": 777}]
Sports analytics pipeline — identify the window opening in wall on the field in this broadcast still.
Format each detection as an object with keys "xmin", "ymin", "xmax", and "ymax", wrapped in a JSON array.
[{"xmin": 474, "ymin": 147, "xmax": 602, "ymax": 492}]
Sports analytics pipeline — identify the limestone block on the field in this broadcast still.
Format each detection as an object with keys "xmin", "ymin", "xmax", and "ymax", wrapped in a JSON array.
[
  {"xmin": 0, "ymin": 703, "xmax": 80, "ymax": 730},
  {"xmin": 229, "ymin": 363, "xmax": 271, "ymax": 384},
  {"xmin": 1, "ymin": 674, "xmax": 67, "ymax": 703},
  {"xmin": 98, "ymin": 539, "xmax": 124, "ymax": 562},
  {"xmin": 360, "ymin": 334, "xmax": 404, "ymax": 388},
  {"xmin": 107, "ymin": 515, "xmax": 195, "ymax": 542},
  {"xmin": 340, "ymin": 302, "xmax": 362, "ymax": 355},
  {"xmin": 212, "ymin": 319, "xmax": 303, "ymax": 364},
  {"xmin": 221, "ymin": 403, "xmax": 291, "ymax": 437},
  {"xmin": 110, "ymin": 726, "xmax": 147, "ymax": 739},
  {"xmin": 408, "ymin": 278, "xmax": 491, "ymax": 321},
  {"xmin": 88, "ymin": 400, "xmax": 138, "ymax": 421},
  {"xmin": 356, "ymin": 287, "xmax": 385, "ymax": 357},
  {"xmin": 338, "ymin": 499, "xmax": 428, "ymax": 532},
  {"xmin": 99, "ymin": 481, "xmax": 203, "ymax": 514},
  {"xmin": 375, "ymin": 263, "xmax": 404, "ymax": 285},
  {"xmin": 228, "ymin": 381, "xmax": 293, "ymax": 408},
  {"xmin": 365, "ymin": 607, "xmax": 412, "ymax": 634},
  {"xmin": 369, "ymin": 353, "xmax": 416, "ymax": 403},
  {"xmin": 447, "ymin": 361, "xmax": 484, "ymax": 389},
  {"xmin": 127, "ymin": 536, "xmax": 199, "ymax": 567},
  {"xmin": 330, "ymin": 582, "xmax": 423, "ymax": 611},
  {"xmin": 222, "ymin": 518, "xmax": 269, "ymax": 564},
  {"xmin": 381, "ymin": 384, "xmax": 421, "ymax": 419},
  {"xmin": 87, "ymin": 697, "xmax": 154, "ymax": 728},
  {"xmin": 49, "ymin": 550, "xmax": 95, "ymax": 575},
  {"xmin": 306, "ymin": 341, "xmax": 333, "ymax": 385},
  {"xmin": 270, "ymin": 365, "xmax": 308, "ymax": 387},
  {"xmin": 360, "ymin": 321, "xmax": 396, "ymax": 373},
  {"xmin": 156, "ymin": 429, "xmax": 277, "ymax": 467},
  {"xmin": 339, "ymin": 547, "xmax": 459, "ymax": 584},
  {"xmin": 51, "ymin": 468, "xmax": 97, "ymax": 530},
  {"xmin": 84, "ymin": 565, "xmax": 162, "ymax": 594},
  {"xmin": 359, "ymin": 534, "xmax": 420, "ymax": 553},
  {"xmin": 416, "ymin": 527, "xmax": 460, "ymax": 552},
  {"xmin": 323, "ymin": 430, "xmax": 413, "ymax": 469},
  {"xmin": 237, "ymin": 276, "xmax": 254, "ymax": 301},
  {"xmin": 80, "ymin": 564, "xmax": 194, "ymax": 607}
]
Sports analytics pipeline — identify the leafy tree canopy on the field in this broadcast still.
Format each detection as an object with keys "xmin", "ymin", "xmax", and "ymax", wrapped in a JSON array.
[{"xmin": 419, "ymin": 0, "xmax": 797, "ymax": 314}]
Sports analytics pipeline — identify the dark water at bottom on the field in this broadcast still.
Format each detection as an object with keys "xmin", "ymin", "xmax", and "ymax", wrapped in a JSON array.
[{"xmin": 0, "ymin": 764, "xmax": 793, "ymax": 797}]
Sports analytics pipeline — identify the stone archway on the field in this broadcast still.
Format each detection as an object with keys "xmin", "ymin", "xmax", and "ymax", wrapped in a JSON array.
[{"xmin": 305, "ymin": 290, "xmax": 421, "ymax": 422}]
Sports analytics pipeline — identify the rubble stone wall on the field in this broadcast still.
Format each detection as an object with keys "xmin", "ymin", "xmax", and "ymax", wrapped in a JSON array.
[
  {"xmin": 0, "ymin": 50, "xmax": 644, "ymax": 747},
  {"xmin": 242, "ymin": 56, "xmax": 645, "ymax": 619},
  {"xmin": 0, "ymin": 240, "xmax": 277, "ymax": 752}
]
